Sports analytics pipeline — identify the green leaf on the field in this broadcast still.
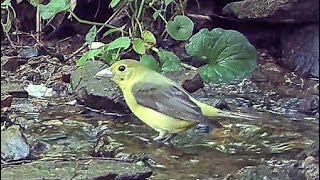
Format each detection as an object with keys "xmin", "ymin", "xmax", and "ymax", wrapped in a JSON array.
[
  {"xmin": 106, "ymin": 37, "xmax": 131, "ymax": 51},
  {"xmin": 102, "ymin": 50, "xmax": 120, "ymax": 65},
  {"xmin": 1, "ymin": 0, "xmax": 11, "ymax": 8},
  {"xmin": 152, "ymin": 10, "xmax": 161, "ymax": 20},
  {"xmin": 110, "ymin": 0, "xmax": 121, "ymax": 8},
  {"xmin": 39, "ymin": 0, "xmax": 70, "ymax": 20},
  {"xmin": 85, "ymin": 26, "xmax": 97, "ymax": 46},
  {"xmin": 3, "ymin": 12, "xmax": 11, "ymax": 33},
  {"xmin": 157, "ymin": 48, "xmax": 183, "ymax": 72},
  {"xmin": 166, "ymin": 15, "xmax": 194, "ymax": 41},
  {"xmin": 132, "ymin": 38, "xmax": 146, "ymax": 54},
  {"xmin": 140, "ymin": 54, "xmax": 160, "ymax": 71},
  {"xmin": 142, "ymin": 30, "xmax": 156, "ymax": 44},
  {"xmin": 102, "ymin": 25, "xmax": 125, "ymax": 39},
  {"xmin": 185, "ymin": 28, "xmax": 257, "ymax": 83},
  {"xmin": 76, "ymin": 48, "xmax": 104, "ymax": 67},
  {"xmin": 164, "ymin": 0, "xmax": 174, "ymax": 7}
]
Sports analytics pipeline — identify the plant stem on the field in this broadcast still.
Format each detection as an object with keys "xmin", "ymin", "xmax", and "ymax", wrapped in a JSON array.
[
  {"xmin": 180, "ymin": 62, "xmax": 198, "ymax": 71},
  {"xmin": 69, "ymin": 10, "xmax": 126, "ymax": 33},
  {"xmin": 136, "ymin": 0, "xmax": 145, "ymax": 22},
  {"xmin": 151, "ymin": 6, "xmax": 168, "ymax": 24}
]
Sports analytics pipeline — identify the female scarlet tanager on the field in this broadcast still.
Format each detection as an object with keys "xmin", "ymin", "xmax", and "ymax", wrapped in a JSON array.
[{"xmin": 95, "ymin": 59, "xmax": 255, "ymax": 142}]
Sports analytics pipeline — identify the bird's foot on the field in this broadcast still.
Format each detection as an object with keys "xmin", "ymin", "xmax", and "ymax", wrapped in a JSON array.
[
  {"xmin": 162, "ymin": 133, "xmax": 177, "ymax": 142},
  {"xmin": 153, "ymin": 133, "xmax": 176, "ymax": 144}
]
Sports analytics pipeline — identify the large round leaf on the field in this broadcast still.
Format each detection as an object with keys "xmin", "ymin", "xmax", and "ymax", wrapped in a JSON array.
[
  {"xmin": 166, "ymin": 15, "xmax": 194, "ymax": 41},
  {"xmin": 185, "ymin": 28, "xmax": 257, "ymax": 83}
]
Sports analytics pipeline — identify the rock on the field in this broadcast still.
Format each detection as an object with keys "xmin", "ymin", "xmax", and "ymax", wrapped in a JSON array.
[
  {"xmin": 1, "ymin": 95, "xmax": 13, "ymax": 108},
  {"xmin": 1, "ymin": 56, "xmax": 27, "ymax": 72},
  {"xmin": 302, "ymin": 156, "xmax": 319, "ymax": 180},
  {"xmin": 163, "ymin": 70, "xmax": 204, "ymax": 93},
  {"xmin": 281, "ymin": 24, "xmax": 319, "ymax": 78},
  {"xmin": 222, "ymin": 0, "xmax": 319, "ymax": 24},
  {"xmin": 298, "ymin": 96, "xmax": 319, "ymax": 115},
  {"xmin": 70, "ymin": 60, "xmax": 129, "ymax": 113},
  {"xmin": 1, "ymin": 83, "xmax": 28, "ymax": 98},
  {"xmin": 60, "ymin": 65, "xmax": 74, "ymax": 83},
  {"xmin": 232, "ymin": 160, "xmax": 305, "ymax": 180},
  {"xmin": 1, "ymin": 159, "xmax": 152, "ymax": 179},
  {"xmin": 18, "ymin": 46, "xmax": 39, "ymax": 58},
  {"xmin": 1, "ymin": 125, "xmax": 30, "ymax": 162}
]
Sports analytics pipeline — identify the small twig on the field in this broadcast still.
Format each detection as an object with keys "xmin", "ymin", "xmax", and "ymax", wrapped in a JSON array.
[
  {"xmin": 178, "ymin": 0, "xmax": 185, "ymax": 15},
  {"xmin": 180, "ymin": 62, "xmax": 198, "ymax": 71},
  {"xmin": 69, "ymin": 10, "xmax": 120, "ymax": 30},
  {"xmin": 136, "ymin": 0, "xmax": 145, "ymax": 22},
  {"xmin": 150, "ymin": 6, "xmax": 168, "ymax": 24},
  {"xmin": 35, "ymin": 4, "xmax": 41, "ymax": 42},
  {"xmin": 65, "ymin": 43, "xmax": 89, "ymax": 61}
]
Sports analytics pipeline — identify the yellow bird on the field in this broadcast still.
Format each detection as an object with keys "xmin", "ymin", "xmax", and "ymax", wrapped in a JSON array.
[{"xmin": 95, "ymin": 59, "xmax": 254, "ymax": 142}]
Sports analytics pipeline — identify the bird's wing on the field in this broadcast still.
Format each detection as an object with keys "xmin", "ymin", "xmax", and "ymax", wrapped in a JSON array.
[{"xmin": 131, "ymin": 81, "xmax": 205, "ymax": 123}]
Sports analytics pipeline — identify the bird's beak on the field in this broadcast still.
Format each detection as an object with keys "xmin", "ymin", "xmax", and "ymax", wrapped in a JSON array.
[{"xmin": 94, "ymin": 68, "xmax": 113, "ymax": 79}]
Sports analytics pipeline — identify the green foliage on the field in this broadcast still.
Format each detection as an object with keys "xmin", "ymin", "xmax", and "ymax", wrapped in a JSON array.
[
  {"xmin": 110, "ymin": 0, "xmax": 121, "ymax": 8},
  {"xmin": 73, "ymin": 0, "xmax": 257, "ymax": 84},
  {"xmin": 76, "ymin": 48, "xmax": 105, "ymax": 67},
  {"xmin": 132, "ymin": 30, "xmax": 156, "ymax": 55},
  {"xmin": 1, "ymin": 0, "xmax": 16, "ymax": 33},
  {"xmin": 185, "ymin": 28, "xmax": 257, "ymax": 82},
  {"xmin": 39, "ymin": 0, "xmax": 70, "ymax": 20},
  {"xmin": 86, "ymin": 26, "xmax": 97, "ymax": 46},
  {"xmin": 157, "ymin": 48, "xmax": 183, "ymax": 72},
  {"xmin": 102, "ymin": 25, "xmax": 126, "ymax": 39},
  {"xmin": 106, "ymin": 37, "xmax": 131, "ymax": 51},
  {"xmin": 140, "ymin": 54, "xmax": 159, "ymax": 71},
  {"xmin": 132, "ymin": 38, "xmax": 146, "ymax": 54},
  {"xmin": 166, "ymin": 15, "xmax": 194, "ymax": 41}
]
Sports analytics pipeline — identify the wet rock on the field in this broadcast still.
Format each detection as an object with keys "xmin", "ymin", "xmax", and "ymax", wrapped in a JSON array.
[
  {"xmin": 18, "ymin": 46, "xmax": 39, "ymax": 58},
  {"xmin": 222, "ymin": 0, "xmax": 319, "ymax": 23},
  {"xmin": 302, "ymin": 156, "xmax": 319, "ymax": 180},
  {"xmin": 60, "ymin": 65, "xmax": 74, "ymax": 83},
  {"xmin": 1, "ymin": 56, "xmax": 27, "ymax": 72},
  {"xmin": 1, "ymin": 159, "xmax": 152, "ymax": 179},
  {"xmin": 1, "ymin": 125, "xmax": 30, "ymax": 162},
  {"xmin": 281, "ymin": 24, "xmax": 319, "ymax": 78},
  {"xmin": 163, "ymin": 70, "xmax": 204, "ymax": 93},
  {"xmin": 1, "ymin": 95, "xmax": 13, "ymax": 108},
  {"xmin": 70, "ymin": 60, "xmax": 129, "ymax": 113},
  {"xmin": 297, "ymin": 96, "xmax": 319, "ymax": 115},
  {"xmin": 232, "ymin": 160, "xmax": 305, "ymax": 180},
  {"xmin": 1, "ymin": 83, "xmax": 28, "ymax": 98}
]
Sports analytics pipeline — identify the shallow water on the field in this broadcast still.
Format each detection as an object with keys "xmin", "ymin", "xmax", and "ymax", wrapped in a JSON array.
[{"xmin": 19, "ymin": 98, "xmax": 316, "ymax": 180}]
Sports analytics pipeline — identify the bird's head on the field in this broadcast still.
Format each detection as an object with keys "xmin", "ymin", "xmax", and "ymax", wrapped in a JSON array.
[{"xmin": 95, "ymin": 59, "xmax": 144, "ymax": 89}]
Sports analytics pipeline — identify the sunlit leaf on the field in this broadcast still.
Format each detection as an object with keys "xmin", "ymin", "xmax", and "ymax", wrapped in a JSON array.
[
  {"xmin": 132, "ymin": 38, "xmax": 146, "ymax": 54},
  {"xmin": 76, "ymin": 48, "xmax": 104, "ymax": 67},
  {"xmin": 39, "ymin": 0, "xmax": 70, "ymax": 19},
  {"xmin": 106, "ymin": 37, "xmax": 131, "ymax": 51},
  {"xmin": 142, "ymin": 30, "xmax": 156, "ymax": 44},
  {"xmin": 110, "ymin": 0, "xmax": 121, "ymax": 8}
]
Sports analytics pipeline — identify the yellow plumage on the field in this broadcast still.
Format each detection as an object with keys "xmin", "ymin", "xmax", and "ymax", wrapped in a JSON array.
[{"xmin": 95, "ymin": 59, "xmax": 255, "ymax": 141}]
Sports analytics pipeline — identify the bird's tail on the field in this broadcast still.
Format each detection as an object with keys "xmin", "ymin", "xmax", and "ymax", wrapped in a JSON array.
[
  {"xmin": 196, "ymin": 101, "xmax": 259, "ymax": 121},
  {"xmin": 215, "ymin": 110, "xmax": 259, "ymax": 121}
]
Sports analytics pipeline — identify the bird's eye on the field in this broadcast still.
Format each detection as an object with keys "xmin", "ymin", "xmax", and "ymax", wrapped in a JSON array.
[{"xmin": 118, "ymin": 65, "xmax": 126, "ymax": 71}]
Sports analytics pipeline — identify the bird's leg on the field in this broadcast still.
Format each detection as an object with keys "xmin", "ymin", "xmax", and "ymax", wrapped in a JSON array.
[
  {"xmin": 163, "ymin": 133, "xmax": 177, "ymax": 142},
  {"xmin": 153, "ymin": 130, "xmax": 167, "ymax": 141}
]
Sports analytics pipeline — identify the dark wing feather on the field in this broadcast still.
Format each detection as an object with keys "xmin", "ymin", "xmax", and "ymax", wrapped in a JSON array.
[{"xmin": 131, "ymin": 81, "xmax": 222, "ymax": 128}]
